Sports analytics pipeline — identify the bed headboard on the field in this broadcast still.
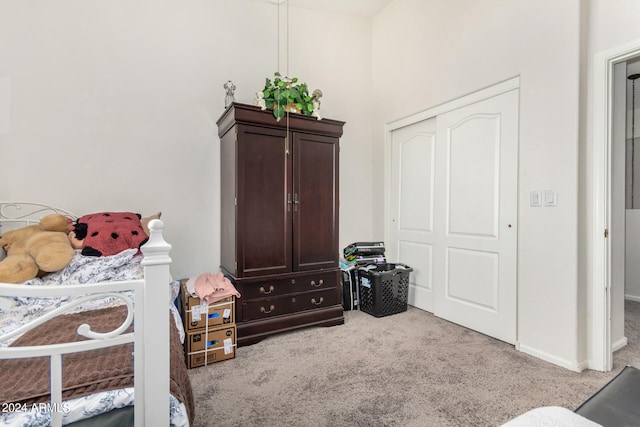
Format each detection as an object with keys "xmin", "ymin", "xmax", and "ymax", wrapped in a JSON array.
[
  {"xmin": 0, "ymin": 202, "xmax": 79, "ymax": 263},
  {"xmin": 0, "ymin": 202, "xmax": 78, "ymax": 232}
]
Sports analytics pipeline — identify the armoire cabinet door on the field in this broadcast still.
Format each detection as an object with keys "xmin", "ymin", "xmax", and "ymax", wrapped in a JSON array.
[
  {"xmin": 293, "ymin": 132, "xmax": 339, "ymax": 271},
  {"xmin": 237, "ymin": 124, "xmax": 292, "ymax": 276}
]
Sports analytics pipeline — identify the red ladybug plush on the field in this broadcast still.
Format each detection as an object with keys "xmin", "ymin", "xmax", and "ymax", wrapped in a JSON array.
[{"xmin": 70, "ymin": 212, "xmax": 149, "ymax": 257}]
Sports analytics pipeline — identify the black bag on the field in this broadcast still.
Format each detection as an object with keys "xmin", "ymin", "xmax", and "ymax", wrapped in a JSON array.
[{"xmin": 340, "ymin": 267, "xmax": 359, "ymax": 311}]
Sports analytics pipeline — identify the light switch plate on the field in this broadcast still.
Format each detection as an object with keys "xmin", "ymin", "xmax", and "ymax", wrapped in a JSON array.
[
  {"xmin": 530, "ymin": 191, "xmax": 542, "ymax": 207},
  {"xmin": 545, "ymin": 190, "xmax": 558, "ymax": 207}
]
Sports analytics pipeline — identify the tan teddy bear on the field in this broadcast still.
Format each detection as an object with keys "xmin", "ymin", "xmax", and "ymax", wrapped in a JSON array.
[{"xmin": 0, "ymin": 214, "xmax": 75, "ymax": 284}]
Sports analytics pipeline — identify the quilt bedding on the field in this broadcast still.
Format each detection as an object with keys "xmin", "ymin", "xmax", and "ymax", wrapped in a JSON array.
[
  {"xmin": 0, "ymin": 249, "xmax": 193, "ymax": 426},
  {"xmin": 0, "ymin": 249, "xmax": 143, "ymax": 347},
  {"xmin": 0, "ymin": 306, "xmax": 194, "ymax": 426}
]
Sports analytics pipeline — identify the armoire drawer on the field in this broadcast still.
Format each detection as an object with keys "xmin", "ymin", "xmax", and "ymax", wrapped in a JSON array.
[
  {"xmin": 241, "ymin": 271, "xmax": 337, "ymax": 300},
  {"xmin": 241, "ymin": 288, "xmax": 338, "ymax": 322}
]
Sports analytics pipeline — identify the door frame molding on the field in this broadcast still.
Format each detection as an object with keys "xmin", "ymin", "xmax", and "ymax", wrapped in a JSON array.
[
  {"xmin": 383, "ymin": 77, "xmax": 520, "ymax": 260},
  {"xmin": 592, "ymin": 37, "xmax": 640, "ymax": 372}
]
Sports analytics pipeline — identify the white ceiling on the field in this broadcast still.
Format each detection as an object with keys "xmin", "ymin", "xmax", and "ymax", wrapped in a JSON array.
[{"xmin": 251, "ymin": 0, "xmax": 394, "ymax": 17}]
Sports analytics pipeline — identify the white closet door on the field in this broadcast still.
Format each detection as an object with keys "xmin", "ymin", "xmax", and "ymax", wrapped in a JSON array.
[
  {"xmin": 433, "ymin": 89, "xmax": 518, "ymax": 344},
  {"xmin": 389, "ymin": 118, "xmax": 437, "ymax": 312},
  {"xmin": 389, "ymin": 89, "xmax": 518, "ymax": 344}
]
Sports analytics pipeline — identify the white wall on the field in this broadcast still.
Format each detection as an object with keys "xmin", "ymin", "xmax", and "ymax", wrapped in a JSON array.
[
  {"xmin": 0, "ymin": 0, "xmax": 375, "ymax": 279},
  {"xmin": 372, "ymin": 0, "xmax": 583, "ymax": 369},
  {"xmin": 625, "ymin": 211, "xmax": 640, "ymax": 301},
  {"xmin": 7, "ymin": 0, "xmax": 640, "ymax": 371}
]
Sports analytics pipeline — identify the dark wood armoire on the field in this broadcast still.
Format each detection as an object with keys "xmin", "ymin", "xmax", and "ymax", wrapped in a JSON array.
[{"xmin": 217, "ymin": 103, "xmax": 345, "ymax": 346}]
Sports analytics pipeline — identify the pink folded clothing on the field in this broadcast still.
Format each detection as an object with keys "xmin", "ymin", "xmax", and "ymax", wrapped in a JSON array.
[{"xmin": 192, "ymin": 272, "xmax": 241, "ymax": 305}]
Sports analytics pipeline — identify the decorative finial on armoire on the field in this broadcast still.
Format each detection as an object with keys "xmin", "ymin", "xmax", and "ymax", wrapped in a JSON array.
[{"xmin": 224, "ymin": 80, "xmax": 236, "ymax": 108}]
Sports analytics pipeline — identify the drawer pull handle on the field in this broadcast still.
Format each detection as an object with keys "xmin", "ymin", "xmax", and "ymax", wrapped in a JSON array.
[
  {"xmin": 259, "ymin": 285, "xmax": 275, "ymax": 294},
  {"xmin": 260, "ymin": 305, "xmax": 275, "ymax": 314},
  {"xmin": 311, "ymin": 297, "xmax": 324, "ymax": 306},
  {"xmin": 310, "ymin": 279, "xmax": 324, "ymax": 287}
]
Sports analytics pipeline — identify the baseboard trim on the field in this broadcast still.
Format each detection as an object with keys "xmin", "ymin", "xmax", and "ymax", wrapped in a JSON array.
[
  {"xmin": 516, "ymin": 342, "xmax": 585, "ymax": 372},
  {"xmin": 612, "ymin": 336, "xmax": 628, "ymax": 352}
]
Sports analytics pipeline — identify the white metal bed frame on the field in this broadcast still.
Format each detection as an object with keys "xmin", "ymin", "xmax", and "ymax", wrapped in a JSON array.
[{"xmin": 0, "ymin": 202, "xmax": 172, "ymax": 426}]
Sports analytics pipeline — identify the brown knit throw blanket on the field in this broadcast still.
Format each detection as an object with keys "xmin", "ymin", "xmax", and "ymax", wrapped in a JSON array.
[{"xmin": 0, "ymin": 305, "xmax": 195, "ymax": 425}]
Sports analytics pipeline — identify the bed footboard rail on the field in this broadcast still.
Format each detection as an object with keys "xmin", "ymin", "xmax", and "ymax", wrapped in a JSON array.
[
  {"xmin": 0, "ymin": 285, "xmax": 140, "ymax": 426},
  {"xmin": 0, "ymin": 218, "xmax": 173, "ymax": 427},
  {"xmin": 138, "ymin": 218, "xmax": 172, "ymax": 427}
]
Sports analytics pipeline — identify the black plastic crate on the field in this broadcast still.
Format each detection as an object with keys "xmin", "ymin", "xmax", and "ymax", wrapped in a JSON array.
[{"xmin": 357, "ymin": 263, "xmax": 412, "ymax": 317}]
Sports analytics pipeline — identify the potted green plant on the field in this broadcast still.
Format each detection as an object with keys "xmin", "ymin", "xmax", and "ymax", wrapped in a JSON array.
[{"xmin": 256, "ymin": 72, "xmax": 318, "ymax": 121}]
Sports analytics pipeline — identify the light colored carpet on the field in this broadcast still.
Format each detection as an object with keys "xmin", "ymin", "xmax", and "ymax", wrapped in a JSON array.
[{"xmin": 187, "ymin": 301, "xmax": 640, "ymax": 427}]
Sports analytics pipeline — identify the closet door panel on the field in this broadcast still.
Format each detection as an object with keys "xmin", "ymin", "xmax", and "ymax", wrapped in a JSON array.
[
  {"xmin": 237, "ymin": 124, "xmax": 292, "ymax": 276},
  {"xmin": 293, "ymin": 132, "xmax": 339, "ymax": 271}
]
